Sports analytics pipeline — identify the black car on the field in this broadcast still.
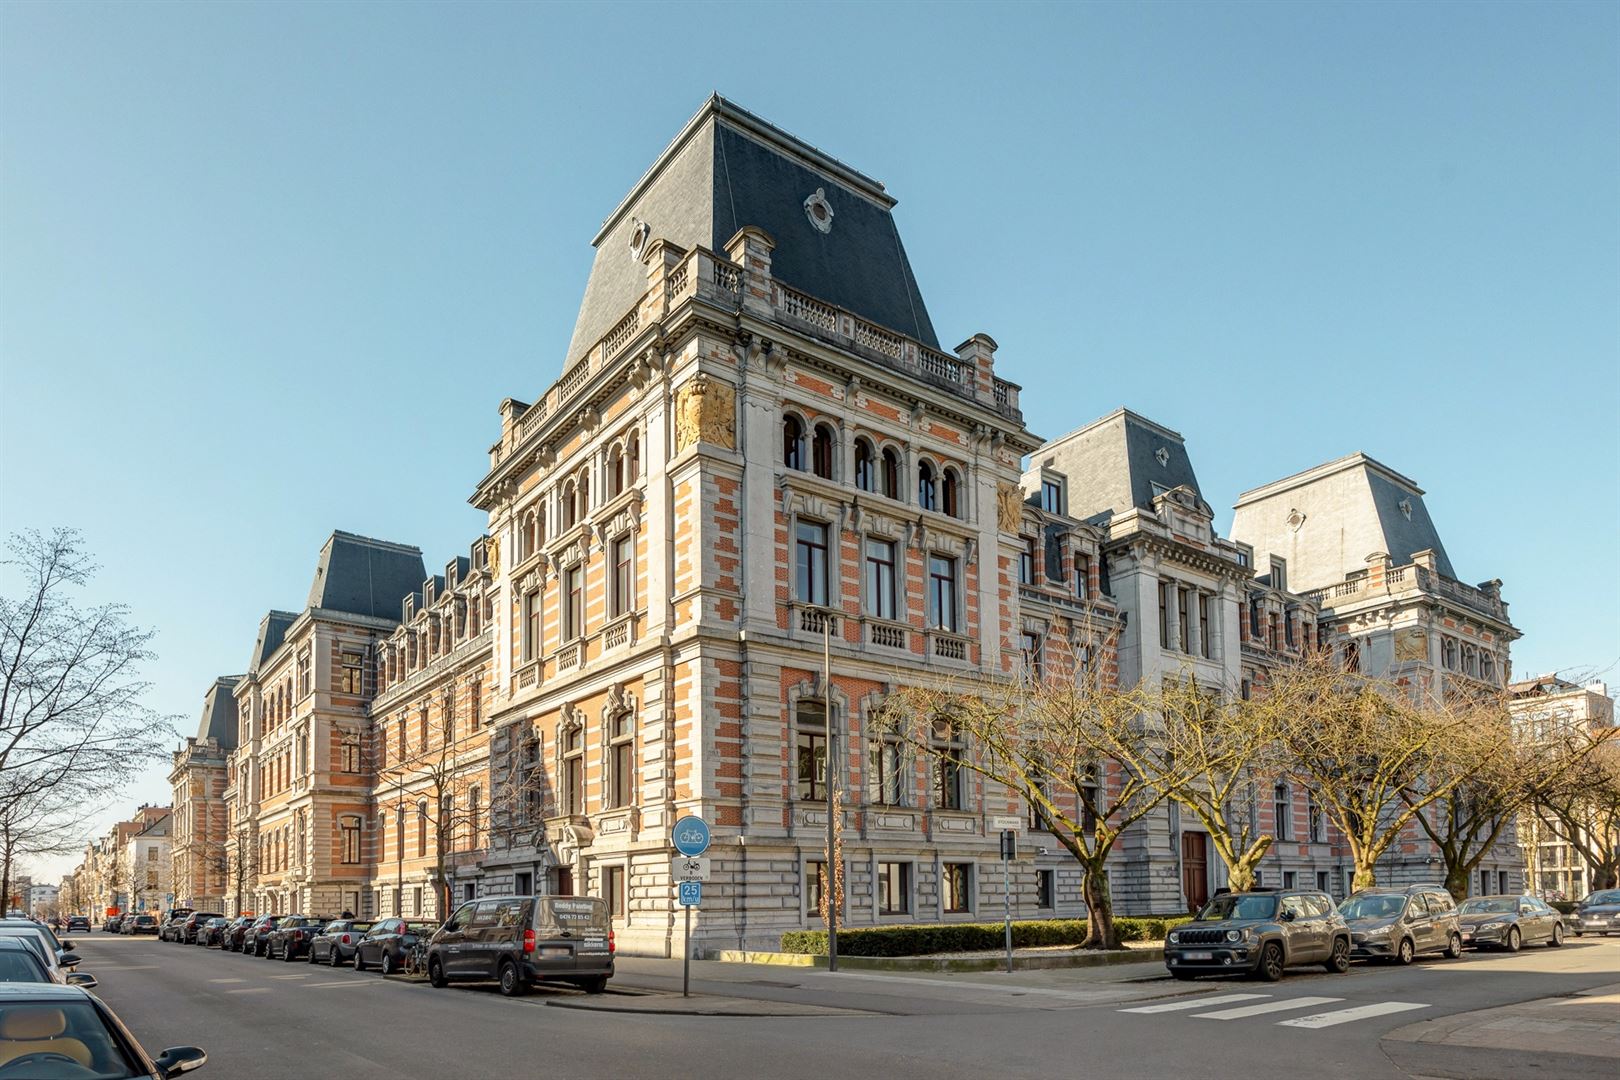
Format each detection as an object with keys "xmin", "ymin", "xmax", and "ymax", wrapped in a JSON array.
[
  {"xmin": 428, "ymin": 895, "xmax": 615, "ymax": 996},
  {"xmin": 1164, "ymin": 890, "xmax": 1352, "ymax": 981},
  {"xmin": 0, "ymin": 983, "xmax": 206, "ymax": 1078},
  {"xmin": 65, "ymin": 917, "xmax": 90, "ymax": 935},
  {"xmin": 1573, "ymin": 888, "xmax": 1620, "ymax": 937},
  {"xmin": 102, "ymin": 916, "xmax": 123, "ymax": 934},
  {"xmin": 266, "ymin": 916, "xmax": 334, "ymax": 962},
  {"xmin": 353, "ymin": 919, "xmax": 440, "ymax": 975},
  {"xmin": 179, "ymin": 913, "xmax": 223, "ymax": 945},
  {"xmin": 221, "ymin": 917, "xmax": 257, "ymax": 953},
  {"xmin": 245, "ymin": 916, "xmax": 284, "ymax": 958},
  {"xmin": 129, "ymin": 915, "xmax": 160, "ymax": 936},
  {"xmin": 307, "ymin": 920, "xmax": 374, "ymax": 967}
]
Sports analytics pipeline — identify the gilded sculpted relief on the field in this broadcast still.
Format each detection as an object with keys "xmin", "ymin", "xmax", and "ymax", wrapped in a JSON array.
[
  {"xmin": 996, "ymin": 482, "xmax": 1023, "ymax": 533},
  {"xmin": 674, "ymin": 373, "xmax": 736, "ymax": 452}
]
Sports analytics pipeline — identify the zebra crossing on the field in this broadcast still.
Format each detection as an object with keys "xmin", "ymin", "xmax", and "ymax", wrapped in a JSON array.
[{"xmin": 1118, "ymin": 992, "xmax": 1428, "ymax": 1030}]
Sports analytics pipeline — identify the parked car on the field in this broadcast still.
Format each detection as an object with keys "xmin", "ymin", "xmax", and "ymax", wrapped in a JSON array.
[
  {"xmin": 307, "ymin": 920, "xmax": 373, "ymax": 967},
  {"xmin": 102, "ymin": 916, "xmax": 123, "ymax": 934},
  {"xmin": 158, "ymin": 908, "xmax": 194, "ymax": 942},
  {"xmin": 65, "ymin": 917, "xmax": 90, "ymax": 935},
  {"xmin": 353, "ymin": 919, "xmax": 441, "ymax": 975},
  {"xmin": 266, "ymin": 916, "xmax": 334, "ymax": 962},
  {"xmin": 195, "ymin": 919, "xmax": 229, "ymax": 947},
  {"xmin": 0, "ymin": 983, "xmax": 206, "ymax": 1078},
  {"xmin": 221, "ymin": 918, "xmax": 257, "ymax": 953},
  {"xmin": 0, "ymin": 938, "xmax": 97, "ymax": 990},
  {"xmin": 1457, "ymin": 894, "xmax": 1565, "ymax": 951},
  {"xmin": 1164, "ymin": 889, "xmax": 1351, "ymax": 981},
  {"xmin": 128, "ymin": 915, "xmax": 160, "ymax": 936},
  {"xmin": 1341, "ymin": 885, "xmax": 1463, "ymax": 964},
  {"xmin": 0, "ymin": 924, "xmax": 81, "ymax": 984},
  {"xmin": 428, "ymin": 895, "xmax": 615, "ymax": 996},
  {"xmin": 178, "ymin": 913, "xmax": 223, "ymax": 945},
  {"xmin": 1572, "ymin": 888, "xmax": 1620, "ymax": 937},
  {"xmin": 245, "ymin": 916, "xmax": 284, "ymax": 958}
]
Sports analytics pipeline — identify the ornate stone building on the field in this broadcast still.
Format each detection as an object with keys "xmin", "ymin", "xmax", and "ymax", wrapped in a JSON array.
[{"xmin": 168, "ymin": 676, "xmax": 240, "ymax": 909}]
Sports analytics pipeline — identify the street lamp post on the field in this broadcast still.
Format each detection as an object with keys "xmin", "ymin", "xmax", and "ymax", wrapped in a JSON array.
[{"xmin": 824, "ymin": 614, "xmax": 838, "ymax": 974}]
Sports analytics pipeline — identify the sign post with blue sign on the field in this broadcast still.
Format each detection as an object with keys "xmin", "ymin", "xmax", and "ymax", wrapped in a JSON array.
[{"xmin": 672, "ymin": 815, "xmax": 710, "ymax": 997}]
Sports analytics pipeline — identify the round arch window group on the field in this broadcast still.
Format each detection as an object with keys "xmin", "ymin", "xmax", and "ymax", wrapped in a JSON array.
[{"xmin": 784, "ymin": 413, "xmax": 963, "ymax": 518}]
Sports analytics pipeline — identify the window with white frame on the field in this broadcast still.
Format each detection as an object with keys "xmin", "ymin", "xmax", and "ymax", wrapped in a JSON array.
[
  {"xmin": 927, "ymin": 555, "xmax": 958, "ymax": 632},
  {"xmin": 610, "ymin": 535, "xmax": 634, "ymax": 619},
  {"xmin": 795, "ymin": 522, "xmax": 830, "ymax": 606},
  {"xmin": 867, "ymin": 734, "xmax": 904, "ymax": 806},
  {"xmin": 608, "ymin": 711, "xmax": 634, "ymax": 808},
  {"xmin": 1040, "ymin": 478, "xmax": 1063, "ymax": 515},
  {"xmin": 563, "ymin": 565, "xmax": 583, "ymax": 641},
  {"xmin": 863, "ymin": 538, "xmax": 897, "ymax": 620}
]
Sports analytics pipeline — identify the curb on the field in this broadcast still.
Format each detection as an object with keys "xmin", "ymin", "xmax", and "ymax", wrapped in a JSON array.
[
  {"xmin": 543, "ymin": 996, "xmax": 861, "ymax": 1018},
  {"xmin": 708, "ymin": 948, "xmax": 1162, "ymax": 973}
]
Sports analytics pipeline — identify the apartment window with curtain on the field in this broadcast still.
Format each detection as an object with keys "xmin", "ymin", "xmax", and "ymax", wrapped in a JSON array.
[
  {"xmin": 795, "ymin": 522, "xmax": 829, "ymax": 605},
  {"xmin": 864, "ymin": 538, "xmax": 897, "ymax": 620}
]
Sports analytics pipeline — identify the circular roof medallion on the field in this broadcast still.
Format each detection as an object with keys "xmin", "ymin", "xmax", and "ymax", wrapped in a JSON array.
[
  {"xmin": 804, "ymin": 188, "xmax": 834, "ymax": 234},
  {"xmin": 628, "ymin": 218, "xmax": 651, "ymax": 261}
]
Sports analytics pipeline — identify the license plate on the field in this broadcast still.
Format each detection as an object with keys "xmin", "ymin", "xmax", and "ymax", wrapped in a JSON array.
[
  {"xmin": 580, "ymin": 937, "xmax": 608, "ymax": 952},
  {"xmin": 537, "ymin": 946, "xmax": 569, "ymax": 957},
  {"xmin": 1462, "ymin": 933, "xmax": 1473, "ymax": 941},
  {"xmin": 1184, "ymin": 950, "xmax": 1213, "ymax": 960}
]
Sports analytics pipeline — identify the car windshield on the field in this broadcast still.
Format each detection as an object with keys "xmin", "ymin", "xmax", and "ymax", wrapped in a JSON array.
[
  {"xmin": 1194, "ymin": 894, "xmax": 1277, "ymax": 921},
  {"xmin": 1340, "ymin": 894, "xmax": 1405, "ymax": 920},
  {"xmin": 0, "ymin": 950, "xmax": 49, "ymax": 982},
  {"xmin": 1458, "ymin": 898, "xmax": 1516, "ymax": 914},
  {"xmin": 1583, "ymin": 890, "xmax": 1620, "ymax": 905},
  {"xmin": 0, "ymin": 1001, "xmax": 145, "ymax": 1079}
]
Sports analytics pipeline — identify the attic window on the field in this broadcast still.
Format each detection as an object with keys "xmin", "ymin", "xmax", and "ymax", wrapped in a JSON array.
[
  {"xmin": 1154, "ymin": 447, "xmax": 1170, "ymax": 467},
  {"xmin": 804, "ymin": 188, "xmax": 834, "ymax": 234},
  {"xmin": 1398, "ymin": 497, "xmax": 1413, "ymax": 521},
  {"xmin": 627, "ymin": 218, "xmax": 651, "ymax": 262}
]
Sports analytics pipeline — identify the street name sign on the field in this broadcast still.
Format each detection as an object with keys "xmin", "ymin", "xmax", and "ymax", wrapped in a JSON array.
[
  {"xmin": 990, "ymin": 816, "xmax": 1023, "ymax": 832},
  {"xmin": 671, "ymin": 856, "xmax": 711, "ymax": 882},
  {"xmin": 673, "ymin": 815, "xmax": 711, "ymax": 857}
]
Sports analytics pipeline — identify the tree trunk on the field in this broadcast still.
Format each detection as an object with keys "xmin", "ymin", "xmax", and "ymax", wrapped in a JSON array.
[
  {"xmin": 1225, "ymin": 839, "xmax": 1272, "ymax": 893},
  {"xmin": 1444, "ymin": 865, "xmax": 1471, "ymax": 903},
  {"xmin": 1352, "ymin": 864, "xmax": 1379, "ymax": 890},
  {"xmin": 1593, "ymin": 861, "xmax": 1619, "ymax": 892},
  {"xmin": 1079, "ymin": 863, "xmax": 1118, "ymax": 950}
]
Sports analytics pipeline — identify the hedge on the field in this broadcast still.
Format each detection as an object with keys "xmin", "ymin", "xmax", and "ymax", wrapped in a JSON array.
[
  {"xmin": 1550, "ymin": 900, "xmax": 1577, "ymax": 915},
  {"xmin": 781, "ymin": 916, "xmax": 1192, "ymax": 957}
]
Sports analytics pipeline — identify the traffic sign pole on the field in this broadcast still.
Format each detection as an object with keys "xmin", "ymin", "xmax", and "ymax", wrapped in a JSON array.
[
  {"xmin": 683, "ymin": 903, "xmax": 691, "ymax": 997},
  {"xmin": 672, "ymin": 815, "xmax": 710, "ymax": 999}
]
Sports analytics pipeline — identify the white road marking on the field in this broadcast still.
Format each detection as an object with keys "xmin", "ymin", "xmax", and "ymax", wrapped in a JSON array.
[
  {"xmin": 208, "ymin": 978, "xmax": 245, "ymax": 984},
  {"xmin": 1119, "ymin": 993, "xmax": 1270, "ymax": 1014},
  {"xmin": 1277, "ymin": 1001, "xmax": 1430, "ymax": 1029},
  {"xmin": 225, "ymin": 987, "xmax": 270, "ymax": 994},
  {"xmin": 92, "ymin": 965, "xmax": 159, "ymax": 971},
  {"xmin": 1194, "ymin": 995, "xmax": 1343, "ymax": 1020},
  {"xmin": 270, "ymin": 974, "xmax": 309, "ymax": 980},
  {"xmin": 307, "ymin": 980, "xmax": 379, "ymax": 988}
]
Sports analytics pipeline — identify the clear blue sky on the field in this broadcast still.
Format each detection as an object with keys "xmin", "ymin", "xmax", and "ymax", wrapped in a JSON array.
[{"xmin": 4, "ymin": 1, "xmax": 1616, "ymax": 883}]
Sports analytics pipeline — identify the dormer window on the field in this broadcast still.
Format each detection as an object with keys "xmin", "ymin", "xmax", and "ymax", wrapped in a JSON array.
[{"xmin": 1040, "ymin": 478, "xmax": 1064, "ymax": 515}]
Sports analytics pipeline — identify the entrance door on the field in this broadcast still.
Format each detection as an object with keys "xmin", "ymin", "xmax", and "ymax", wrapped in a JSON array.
[
  {"xmin": 1181, "ymin": 832, "xmax": 1209, "ymax": 911},
  {"xmin": 554, "ymin": 867, "xmax": 574, "ymax": 897}
]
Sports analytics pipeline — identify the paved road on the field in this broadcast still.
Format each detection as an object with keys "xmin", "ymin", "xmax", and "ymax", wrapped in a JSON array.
[{"xmin": 69, "ymin": 931, "xmax": 1620, "ymax": 1079}]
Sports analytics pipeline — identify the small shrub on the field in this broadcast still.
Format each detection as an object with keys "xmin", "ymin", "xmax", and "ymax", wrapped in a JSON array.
[{"xmin": 779, "ymin": 915, "xmax": 1192, "ymax": 957}]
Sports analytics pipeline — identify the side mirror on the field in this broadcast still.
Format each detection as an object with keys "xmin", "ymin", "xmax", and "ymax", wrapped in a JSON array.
[
  {"xmin": 59, "ymin": 953, "xmax": 82, "ymax": 966},
  {"xmin": 58, "ymin": 938, "xmax": 74, "ymax": 947},
  {"xmin": 1280, "ymin": 909, "xmax": 1296, "ymax": 922},
  {"xmin": 154, "ymin": 1046, "xmax": 208, "ymax": 1077},
  {"xmin": 66, "ymin": 972, "xmax": 98, "ymax": 990}
]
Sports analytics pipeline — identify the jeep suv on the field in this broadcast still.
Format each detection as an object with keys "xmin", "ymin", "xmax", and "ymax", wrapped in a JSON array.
[
  {"xmin": 1341, "ymin": 885, "xmax": 1462, "ymax": 964},
  {"xmin": 1164, "ymin": 889, "xmax": 1350, "ymax": 981}
]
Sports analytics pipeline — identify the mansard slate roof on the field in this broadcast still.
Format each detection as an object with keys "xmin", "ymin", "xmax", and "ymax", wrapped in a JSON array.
[
  {"xmin": 304, "ymin": 531, "xmax": 427, "ymax": 621},
  {"xmin": 1230, "ymin": 452, "xmax": 1457, "ymax": 589},
  {"xmin": 195, "ymin": 676, "xmax": 243, "ymax": 748},
  {"xmin": 248, "ymin": 611, "xmax": 298, "ymax": 673},
  {"xmin": 1042, "ymin": 408, "xmax": 1208, "ymax": 523},
  {"xmin": 565, "ymin": 94, "xmax": 938, "ymax": 364}
]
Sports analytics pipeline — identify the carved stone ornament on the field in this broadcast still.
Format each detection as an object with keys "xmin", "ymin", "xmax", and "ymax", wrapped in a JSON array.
[
  {"xmin": 673, "ymin": 373, "xmax": 736, "ymax": 452},
  {"xmin": 804, "ymin": 188, "xmax": 834, "ymax": 234},
  {"xmin": 1155, "ymin": 447, "xmax": 1170, "ymax": 467},
  {"xmin": 1286, "ymin": 508, "xmax": 1307, "ymax": 532},
  {"xmin": 485, "ymin": 535, "xmax": 501, "ymax": 577},
  {"xmin": 996, "ymin": 482, "xmax": 1024, "ymax": 533},
  {"xmin": 627, "ymin": 217, "xmax": 651, "ymax": 262}
]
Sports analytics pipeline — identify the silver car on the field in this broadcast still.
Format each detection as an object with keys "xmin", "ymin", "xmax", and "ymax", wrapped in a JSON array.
[
  {"xmin": 1341, "ymin": 885, "xmax": 1463, "ymax": 964},
  {"xmin": 1457, "ymin": 894, "xmax": 1565, "ymax": 951},
  {"xmin": 1573, "ymin": 888, "xmax": 1620, "ymax": 937}
]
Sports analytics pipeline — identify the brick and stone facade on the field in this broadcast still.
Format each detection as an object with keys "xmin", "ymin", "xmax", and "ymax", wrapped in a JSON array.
[{"xmin": 168, "ymin": 677, "xmax": 240, "ymax": 909}]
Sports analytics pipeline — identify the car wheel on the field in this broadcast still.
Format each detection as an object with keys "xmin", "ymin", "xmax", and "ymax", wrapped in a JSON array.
[
  {"xmin": 1573, "ymin": 929, "xmax": 1583, "ymax": 937},
  {"xmin": 330, "ymin": 948, "xmax": 344, "ymax": 968},
  {"xmin": 498, "ymin": 959, "xmax": 527, "ymax": 997},
  {"xmin": 381, "ymin": 950, "xmax": 396, "ymax": 976},
  {"xmin": 428, "ymin": 958, "xmax": 448, "ymax": 988},
  {"xmin": 1445, "ymin": 932, "xmax": 1463, "ymax": 959},
  {"xmin": 577, "ymin": 975, "xmax": 608, "ymax": 995},
  {"xmin": 1549, "ymin": 924, "xmax": 1565, "ymax": 948},
  {"xmin": 1256, "ymin": 942, "xmax": 1285, "ymax": 982},
  {"xmin": 283, "ymin": 944, "xmax": 295, "ymax": 962},
  {"xmin": 1323, "ymin": 937, "xmax": 1350, "ymax": 974},
  {"xmin": 1396, "ymin": 937, "xmax": 1415, "ymax": 966},
  {"xmin": 1506, "ymin": 927, "xmax": 1522, "ymax": 953},
  {"xmin": 354, "ymin": 951, "xmax": 367, "ymax": 972}
]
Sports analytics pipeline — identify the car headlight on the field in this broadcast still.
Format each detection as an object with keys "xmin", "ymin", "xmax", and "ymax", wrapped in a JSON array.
[
  {"xmin": 1226, "ymin": 929, "xmax": 1242, "ymax": 942},
  {"xmin": 1167, "ymin": 931, "xmax": 1180, "ymax": 944},
  {"xmin": 1478, "ymin": 921, "xmax": 1506, "ymax": 931}
]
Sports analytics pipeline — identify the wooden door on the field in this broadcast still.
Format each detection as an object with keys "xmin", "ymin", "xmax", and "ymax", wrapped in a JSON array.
[{"xmin": 1181, "ymin": 832, "xmax": 1209, "ymax": 911}]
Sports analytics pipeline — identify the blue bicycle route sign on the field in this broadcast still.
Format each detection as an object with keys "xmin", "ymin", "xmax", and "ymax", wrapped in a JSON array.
[{"xmin": 673, "ymin": 815, "xmax": 710, "ymax": 857}]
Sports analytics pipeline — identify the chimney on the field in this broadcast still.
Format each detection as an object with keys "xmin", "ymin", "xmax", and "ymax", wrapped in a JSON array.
[
  {"xmin": 725, "ymin": 226, "xmax": 776, "ymax": 319},
  {"xmin": 954, "ymin": 333, "xmax": 999, "ymax": 405}
]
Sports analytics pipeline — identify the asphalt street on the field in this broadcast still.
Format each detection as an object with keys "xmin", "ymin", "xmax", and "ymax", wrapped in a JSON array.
[{"xmin": 68, "ymin": 931, "xmax": 1620, "ymax": 1080}]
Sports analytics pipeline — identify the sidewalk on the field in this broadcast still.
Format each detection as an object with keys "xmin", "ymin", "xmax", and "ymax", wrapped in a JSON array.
[{"xmin": 1383, "ymin": 981, "xmax": 1620, "ymax": 1060}]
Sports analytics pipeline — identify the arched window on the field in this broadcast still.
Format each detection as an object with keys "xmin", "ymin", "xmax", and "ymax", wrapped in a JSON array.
[
  {"xmin": 783, "ymin": 415, "xmax": 805, "ymax": 470},
  {"xmin": 561, "ymin": 482, "xmax": 577, "ymax": 529},
  {"xmin": 942, "ymin": 467, "xmax": 960, "ymax": 518},
  {"xmin": 626, "ymin": 432, "xmax": 639, "ymax": 483},
  {"xmin": 854, "ymin": 439, "xmax": 875, "ymax": 492},
  {"xmin": 520, "ymin": 512, "xmax": 537, "ymax": 561},
  {"xmin": 918, "ymin": 460, "xmax": 938, "ymax": 511},
  {"xmin": 607, "ymin": 446, "xmax": 624, "ymax": 498},
  {"xmin": 881, "ymin": 448, "xmax": 900, "ymax": 499},
  {"xmin": 577, "ymin": 474, "xmax": 589, "ymax": 520},
  {"xmin": 417, "ymin": 800, "xmax": 429, "ymax": 857},
  {"xmin": 811, "ymin": 423, "xmax": 836, "ymax": 480}
]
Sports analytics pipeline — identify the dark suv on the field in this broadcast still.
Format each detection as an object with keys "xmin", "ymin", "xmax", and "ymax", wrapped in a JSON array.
[
  {"xmin": 1165, "ymin": 889, "xmax": 1350, "ymax": 981},
  {"xmin": 1340, "ymin": 885, "xmax": 1462, "ymax": 964},
  {"xmin": 427, "ymin": 895, "xmax": 615, "ymax": 996}
]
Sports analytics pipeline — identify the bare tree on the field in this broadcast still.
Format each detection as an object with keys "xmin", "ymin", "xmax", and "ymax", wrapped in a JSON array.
[
  {"xmin": 882, "ymin": 653, "xmax": 1177, "ymax": 950},
  {"xmin": 227, "ymin": 824, "xmax": 259, "ymax": 915},
  {"xmin": 0, "ymin": 529, "xmax": 177, "ymax": 816},
  {"xmin": 1534, "ymin": 734, "xmax": 1620, "ymax": 892},
  {"xmin": 1263, "ymin": 653, "xmax": 1482, "ymax": 891},
  {"xmin": 0, "ymin": 778, "xmax": 86, "ymax": 907}
]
